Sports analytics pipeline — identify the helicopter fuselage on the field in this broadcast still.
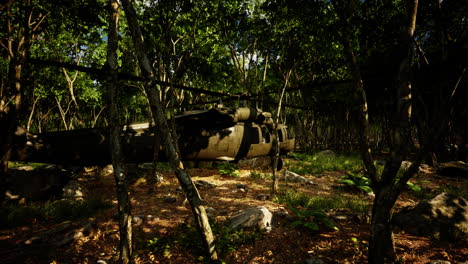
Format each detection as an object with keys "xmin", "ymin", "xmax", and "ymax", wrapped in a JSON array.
[{"xmin": 9, "ymin": 107, "xmax": 295, "ymax": 166}]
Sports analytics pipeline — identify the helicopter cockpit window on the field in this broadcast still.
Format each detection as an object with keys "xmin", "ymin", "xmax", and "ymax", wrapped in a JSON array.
[
  {"xmin": 278, "ymin": 129, "xmax": 284, "ymax": 142},
  {"xmin": 261, "ymin": 127, "xmax": 271, "ymax": 143}
]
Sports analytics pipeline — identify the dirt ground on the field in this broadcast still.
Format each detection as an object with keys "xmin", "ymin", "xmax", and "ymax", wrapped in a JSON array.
[{"xmin": 1, "ymin": 161, "xmax": 467, "ymax": 264}]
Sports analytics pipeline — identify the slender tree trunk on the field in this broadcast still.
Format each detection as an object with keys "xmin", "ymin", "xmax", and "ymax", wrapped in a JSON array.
[
  {"xmin": 0, "ymin": 1, "xmax": 30, "ymax": 203},
  {"xmin": 369, "ymin": 2, "xmax": 419, "ymax": 263},
  {"xmin": 271, "ymin": 68, "xmax": 292, "ymax": 195},
  {"xmin": 368, "ymin": 185, "xmax": 398, "ymax": 263},
  {"xmin": 120, "ymin": 0, "xmax": 218, "ymax": 261},
  {"xmin": 105, "ymin": 1, "xmax": 133, "ymax": 263}
]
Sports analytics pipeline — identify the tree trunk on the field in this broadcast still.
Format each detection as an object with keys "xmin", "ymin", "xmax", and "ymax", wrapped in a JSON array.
[
  {"xmin": 1, "ymin": 0, "xmax": 28, "ymax": 203},
  {"xmin": 330, "ymin": 0, "xmax": 377, "ymax": 177},
  {"xmin": 369, "ymin": 185, "xmax": 398, "ymax": 263},
  {"xmin": 120, "ymin": 0, "xmax": 218, "ymax": 261},
  {"xmin": 271, "ymin": 68, "xmax": 292, "ymax": 196},
  {"xmin": 105, "ymin": 1, "xmax": 133, "ymax": 263},
  {"xmin": 369, "ymin": 2, "xmax": 419, "ymax": 263}
]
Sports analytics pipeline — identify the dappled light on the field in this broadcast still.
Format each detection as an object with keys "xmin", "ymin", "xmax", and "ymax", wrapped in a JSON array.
[{"xmin": 1, "ymin": 0, "xmax": 466, "ymax": 263}]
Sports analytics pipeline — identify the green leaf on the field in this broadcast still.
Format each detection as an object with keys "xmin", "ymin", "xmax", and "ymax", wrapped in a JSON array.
[
  {"xmin": 339, "ymin": 179, "xmax": 356, "ymax": 186},
  {"xmin": 304, "ymin": 222, "xmax": 319, "ymax": 231},
  {"xmin": 358, "ymin": 186, "xmax": 373, "ymax": 193}
]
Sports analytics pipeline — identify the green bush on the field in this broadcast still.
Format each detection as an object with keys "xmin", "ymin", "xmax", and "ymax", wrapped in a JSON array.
[
  {"xmin": 273, "ymin": 189, "xmax": 372, "ymax": 232},
  {"xmin": 0, "ymin": 197, "xmax": 110, "ymax": 228},
  {"xmin": 147, "ymin": 219, "xmax": 264, "ymax": 260},
  {"xmin": 44, "ymin": 197, "xmax": 109, "ymax": 221},
  {"xmin": 249, "ymin": 170, "xmax": 263, "ymax": 179},
  {"xmin": 0, "ymin": 204, "xmax": 43, "ymax": 228},
  {"xmin": 289, "ymin": 206, "xmax": 338, "ymax": 232},
  {"xmin": 338, "ymin": 172, "xmax": 373, "ymax": 193},
  {"xmin": 273, "ymin": 189, "xmax": 372, "ymax": 222},
  {"xmin": 216, "ymin": 162, "xmax": 239, "ymax": 177},
  {"xmin": 287, "ymin": 152, "xmax": 363, "ymax": 175}
]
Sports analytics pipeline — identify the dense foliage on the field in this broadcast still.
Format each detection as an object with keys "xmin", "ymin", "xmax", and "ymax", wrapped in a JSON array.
[
  {"xmin": 1, "ymin": 0, "xmax": 465, "ymax": 156},
  {"xmin": 1, "ymin": 1, "xmax": 466, "ymax": 262}
]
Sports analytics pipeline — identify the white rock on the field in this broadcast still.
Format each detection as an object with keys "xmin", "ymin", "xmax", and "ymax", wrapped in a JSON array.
[{"xmin": 228, "ymin": 206, "xmax": 272, "ymax": 232}]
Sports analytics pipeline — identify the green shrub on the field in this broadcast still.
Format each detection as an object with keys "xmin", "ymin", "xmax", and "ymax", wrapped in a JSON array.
[
  {"xmin": 7, "ymin": 161, "xmax": 49, "ymax": 169},
  {"xmin": 45, "ymin": 197, "xmax": 109, "ymax": 221},
  {"xmin": 0, "ymin": 204, "xmax": 43, "ymax": 228},
  {"xmin": 338, "ymin": 172, "xmax": 373, "ymax": 193},
  {"xmin": 0, "ymin": 197, "xmax": 110, "ymax": 228},
  {"xmin": 289, "ymin": 206, "xmax": 338, "ymax": 232},
  {"xmin": 287, "ymin": 152, "xmax": 363, "ymax": 175},
  {"xmin": 216, "ymin": 162, "xmax": 239, "ymax": 177},
  {"xmin": 273, "ymin": 189, "xmax": 372, "ymax": 232},
  {"xmin": 147, "ymin": 219, "xmax": 264, "ymax": 260},
  {"xmin": 273, "ymin": 189, "xmax": 312, "ymax": 208},
  {"xmin": 274, "ymin": 189, "xmax": 371, "ymax": 219}
]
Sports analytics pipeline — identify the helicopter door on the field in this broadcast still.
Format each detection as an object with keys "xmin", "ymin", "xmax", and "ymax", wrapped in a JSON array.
[
  {"xmin": 261, "ymin": 126, "xmax": 271, "ymax": 143},
  {"xmin": 278, "ymin": 128, "xmax": 284, "ymax": 142},
  {"xmin": 246, "ymin": 124, "xmax": 271, "ymax": 158}
]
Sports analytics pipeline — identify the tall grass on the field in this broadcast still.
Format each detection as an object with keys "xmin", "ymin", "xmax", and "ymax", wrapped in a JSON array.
[
  {"xmin": 273, "ymin": 189, "xmax": 371, "ymax": 215},
  {"xmin": 286, "ymin": 152, "xmax": 363, "ymax": 175}
]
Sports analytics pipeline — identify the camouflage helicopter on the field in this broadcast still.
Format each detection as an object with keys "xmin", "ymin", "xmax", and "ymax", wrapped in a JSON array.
[
  {"xmin": 8, "ymin": 59, "xmax": 297, "ymax": 167},
  {"xmin": 10, "ymin": 105, "xmax": 295, "ymax": 166}
]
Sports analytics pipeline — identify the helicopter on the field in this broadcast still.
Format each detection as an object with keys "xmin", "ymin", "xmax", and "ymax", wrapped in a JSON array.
[{"xmin": 9, "ymin": 105, "xmax": 295, "ymax": 167}]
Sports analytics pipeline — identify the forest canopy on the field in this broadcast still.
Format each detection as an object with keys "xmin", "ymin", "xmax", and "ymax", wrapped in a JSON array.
[
  {"xmin": 1, "ymin": 0, "xmax": 467, "ymax": 263},
  {"xmin": 1, "ymin": 0, "xmax": 466, "ymax": 153}
]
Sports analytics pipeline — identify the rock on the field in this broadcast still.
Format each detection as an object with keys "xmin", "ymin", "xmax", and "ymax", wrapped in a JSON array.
[
  {"xmin": 367, "ymin": 192, "xmax": 375, "ymax": 200},
  {"xmin": 238, "ymin": 188, "xmax": 247, "ymax": 193},
  {"xmin": 236, "ymin": 183, "xmax": 247, "ymax": 189},
  {"xmin": 272, "ymin": 208, "xmax": 289, "ymax": 227},
  {"xmin": 393, "ymin": 192, "xmax": 468, "ymax": 241},
  {"xmin": 102, "ymin": 165, "xmax": 114, "ymax": 174},
  {"xmin": 401, "ymin": 161, "xmax": 413, "ymax": 170},
  {"xmin": 437, "ymin": 161, "xmax": 468, "ymax": 178},
  {"xmin": 274, "ymin": 207, "xmax": 288, "ymax": 217},
  {"xmin": 239, "ymin": 156, "xmax": 272, "ymax": 168},
  {"xmin": 163, "ymin": 196, "xmax": 177, "ymax": 203},
  {"xmin": 132, "ymin": 216, "xmax": 144, "ymax": 226},
  {"xmin": 257, "ymin": 194, "xmax": 270, "ymax": 201},
  {"xmin": 228, "ymin": 206, "xmax": 273, "ymax": 232},
  {"xmin": 137, "ymin": 163, "xmax": 164, "ymax": 182},
  {"xmin": 144, "ymin": 215, "xmax": 160, "ymax": 225},
  {"xmin": 236, "ymin": 183, "xmax": 248, "ymax": 193},
  {"xmin": 62, "ymin": 180, "xmax": 84, "ymax": 200},
  {"xmin": 284, "ymin": 170, "xmax": 315, "ymax": 185},
  {"xmin": 330, "ymin": 212, "xmax": 358, "ymax": 221}
]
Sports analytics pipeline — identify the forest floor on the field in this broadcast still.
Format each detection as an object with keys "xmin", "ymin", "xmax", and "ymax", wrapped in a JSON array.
[{"xmin": 1, "ymin": 157, "xmax": 467, "ymax": 264}]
